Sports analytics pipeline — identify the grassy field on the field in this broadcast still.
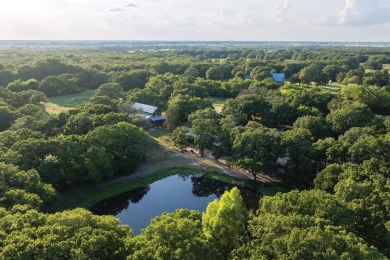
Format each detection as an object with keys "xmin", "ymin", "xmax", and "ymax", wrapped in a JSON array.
[
  {"xmin": 323, "ymin": 85, "xmax": 341, "ymax": 94},
  {"xmin": 47, "ymin": 89, "xmax": 95, "ymax": 107},
  {"xmin": 383, "ymin": 64, "xmax": 390, "ymax": 70},
  {"xmin": 42, "ymin": 102, "xmax": 72, "ymax": 115},
  {"xmin": 211, "ymin": 97, "xmax": 228, "ymax": 111},
  {"xmin": 149, "ymin": 128, "xmax": 175, "ymax": 148},
  {"xmin": 149, "ymin": 128, "xmax": 170, "ymax": 138}
]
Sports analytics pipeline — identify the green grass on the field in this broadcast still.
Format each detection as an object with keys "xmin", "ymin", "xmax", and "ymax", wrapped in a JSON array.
[
  {"xmin": 149, "ymin": 129, "xmax": 170, "ymax": 138},
  {"xmin": 42, "ymin": 102, "xmax": 72, "ymax": 115},
  {"xmin": 323, "ymin": 85, "xmax": 341, "ymax": 93},
  {"xmin": 44, "ymin": 168, "xmax": 287, "ymax": 213},
  {"xmin": 211, "ymin": 97, "xmax": 228, "ymax": 110},
  {"xmin": 48, "ymin": 89, "xmax": 96, "ymax": 108},
  {"xmin": 148, "ymin": 128, "xmax": 175, "ymax": 148},
  {"xmin": 383, "ymin": 64, "xmax": 390, "ymax": 70}
]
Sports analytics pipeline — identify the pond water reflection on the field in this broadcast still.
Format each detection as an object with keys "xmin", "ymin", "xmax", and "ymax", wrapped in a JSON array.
[{"xmin": 90, "ymin": 174, "xmax": 261, "ymax": 235}]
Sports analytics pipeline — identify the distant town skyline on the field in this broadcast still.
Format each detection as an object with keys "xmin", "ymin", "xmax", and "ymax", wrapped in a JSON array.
[{"xmin": 0, "ymin": 0, "xmax": 389, "ymax": 42}]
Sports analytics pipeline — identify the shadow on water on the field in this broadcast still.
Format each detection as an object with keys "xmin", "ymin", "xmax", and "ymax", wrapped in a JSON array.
[
  {"xmin": 90, "ymin": 174, "xmax": 261, "ymax": 234},
  {"xmin": 90, "ymin": 186, "xmax": 150, "ymax": 215},
  {"xmin": 190, "ymin": 175, "xmax": 261, "ymax": 210}
]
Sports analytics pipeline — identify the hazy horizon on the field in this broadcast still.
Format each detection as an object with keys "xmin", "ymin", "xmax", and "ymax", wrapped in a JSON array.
[
  {"xmin": 0, "ymin": 0, "xmax": 389, "ymax": 42},
  {"xmin": 0, "ymin": 40, "xmax": 390, "ymax": 43}
]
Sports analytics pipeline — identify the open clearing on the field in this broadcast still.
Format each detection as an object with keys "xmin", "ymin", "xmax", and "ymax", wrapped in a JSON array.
[
  {"xmin": 48, "ymin": 89, "xmax": 95, "ymax": 107},
  {"xmin": 211, "ymin": 96, "xmax": 227, "ymax": 113},
  {"xmin": 42, "ymin": 102, "xmax": 72, "ymax": 115},
  {"xmin": 43, "ymin": 89, "xmax": 95, "ymax": 115}
]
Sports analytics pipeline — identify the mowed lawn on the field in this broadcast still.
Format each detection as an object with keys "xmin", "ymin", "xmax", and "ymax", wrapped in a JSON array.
[
  {"xmin": 44, "ymin": 89, "xmax": 96, "ymax": 115},
  {"xmin": 211, "ymin": 97, "xmax": 228, "ymax": 112},
  {"xmin": 48, "ymin": 89, "xmax": 96, "ymax": 107}
]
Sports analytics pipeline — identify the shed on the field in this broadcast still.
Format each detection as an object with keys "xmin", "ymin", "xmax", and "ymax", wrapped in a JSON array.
[{"xmin": 272, "ymin": 73, "xmax": 285, "ymax": 84}]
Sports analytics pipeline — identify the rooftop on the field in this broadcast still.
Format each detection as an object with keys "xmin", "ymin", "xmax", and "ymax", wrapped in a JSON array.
[
  {"xmin": 132, "ymin": 102, "xmax": 158, "ymax": 115},
  {"xmin": 272, "ymin": 73, "xmax": 285, "ymax": 82}
]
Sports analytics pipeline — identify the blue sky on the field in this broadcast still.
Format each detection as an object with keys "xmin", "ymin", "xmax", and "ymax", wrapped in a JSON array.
[{"xmin": 0, "ymin": 0, "xmax": 389, "ymax": 41}]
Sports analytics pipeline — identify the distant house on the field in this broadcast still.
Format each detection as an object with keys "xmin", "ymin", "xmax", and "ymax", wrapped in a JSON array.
[
  {"xmin": 132, "ymin": 102, "xmax": 165, "ymax": 125},
  {"xmin": 272, "ymin": 73, "xmax": 285, "ymax": 84},
  {"xmin": 244, "ymin": 74, "xmax": 252, "ymax": 80}
]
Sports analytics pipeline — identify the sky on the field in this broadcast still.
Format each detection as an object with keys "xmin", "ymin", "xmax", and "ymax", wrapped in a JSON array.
[{"xmin": 0, "ymin": 0, "xmax": 389, "ymax": 42}]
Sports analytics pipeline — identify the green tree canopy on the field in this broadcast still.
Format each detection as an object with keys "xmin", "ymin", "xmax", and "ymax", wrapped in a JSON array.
[
  {"xmin": 202, "ymin": 187, "xmax": 247, "ymax": 256},
  {"xmin": 170, "ymin": 126, "xmax": 189, "ymax": 152},
  {"xmin": 127, "ymin": 209, "xmax": 222, "ymax": 260},
  {"xmin": 0, "ymin": 106, "xmax": 14, "ymax": 131},
  {"xmin": 326, "ymin": 101, "xmax": 374, "ymax": 134},
  {"xmin": 94, "ymin": 82, "xmax": 124, "ymax": 100},
  {"xmin": 232, "ymin": 121, "xmax": 283, "ymax": 180},
  {"xmin": 231, "ymin": 189, "xmax": 385, "ymax": 259},
  {"xmin": 188, "ymin": 108, "xmax": 219, "ymax": 157},
  {"xmin": 0, "ymin": 208, "xmax": 132, "ymax": 259},
  {"xmin": 39, "ymin": 74, "xmax": 81, "ymax": 97}
]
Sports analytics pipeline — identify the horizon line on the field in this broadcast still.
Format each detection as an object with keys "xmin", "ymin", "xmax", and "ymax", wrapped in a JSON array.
[{"xmin": 0, "ymin": 39, "xmax": 390, "ymax": 43}]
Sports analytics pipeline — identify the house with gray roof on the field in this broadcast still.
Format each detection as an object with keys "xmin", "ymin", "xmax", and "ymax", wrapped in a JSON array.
[{"xmin": 132, "ymin": 102, "xmax": 165, "ymax": 124}]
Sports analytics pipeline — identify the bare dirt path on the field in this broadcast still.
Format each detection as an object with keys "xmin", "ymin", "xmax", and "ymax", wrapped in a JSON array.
[{"xmin": 101, "ymin": 142, "xmax": 276, "ymax": 189}]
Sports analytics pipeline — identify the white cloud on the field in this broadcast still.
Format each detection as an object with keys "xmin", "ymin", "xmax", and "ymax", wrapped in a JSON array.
[
  {"xmin": 272, "ymin": 3, "xmax": 290, "ymax": 24},
  {"xmin": 151, "ymin": 13, "xmax": 196, "ymax": 28},
  {"xmin": 220, "ymin": 9, "xmax": 236, "ymax": 19},
  {"xmin": 124, "ymin": 3, "xmax": 138, "ymax": 8},
  {"xmin": 109, "ymin": 7, "xmax": 125, "ymax": 12},
  {"xmin": 321, "ymin": 0, "xmax": 390, "ymax": 26}
]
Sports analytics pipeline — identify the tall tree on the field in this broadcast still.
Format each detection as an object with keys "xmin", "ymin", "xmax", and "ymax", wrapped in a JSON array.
[
  {"xmin": 232, "ymin": 122, "xmax": 283, "ymax": 180},
  {"xmin": 188, "ymin": 108, "xmax": 219, "ymax": 157},
  {"xmin": 282, "ymin": 128, "xmax": 316, "ymax": 184},
  {"xmin": 94, "ymin": 83, "xmax": 124, "ymax": 100},
  {"xmin": 170, "ymin": 126, "xmax": 189, "ymax": 152},
  {"xmin": 326, "ymin": 101, "xmax": 374, "ymax": 134},
  {"xmin": 222, "ymin": 94, "xmax": 271, "ymax": 125},
  {"xmin": 202, "ymin": 187, "xmax": 247, "ymax": 256},
  {"xmin": 0, "ymin": 106, "xmax": 14, "ymax": 131},
  {"xmin": 206, "ymin": 67, "xmax": 224, "ymax": 80}
]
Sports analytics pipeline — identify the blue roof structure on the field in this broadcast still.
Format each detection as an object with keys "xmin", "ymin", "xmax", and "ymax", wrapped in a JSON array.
[{"xmin": 272, "ymin": 73, "xmax": 285, "ymax": 83}]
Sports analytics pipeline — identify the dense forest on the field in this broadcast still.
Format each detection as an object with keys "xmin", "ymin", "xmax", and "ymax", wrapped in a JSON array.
[{"xmin": 0, "ymin": 43, "xmax": 389, "ymax": 259}]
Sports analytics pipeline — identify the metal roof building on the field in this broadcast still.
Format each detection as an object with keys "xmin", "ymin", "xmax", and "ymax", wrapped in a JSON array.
[
  {"xmin": 272, "ymin": 73, "xmax": 285, "ymax": 84},
  {"xmin": 132, "ymin": 103, "xmax": 159, "ymax": 115},
  {"xmin": 132, "ymin": 102, "xmax": 165, "ymax": 122}
]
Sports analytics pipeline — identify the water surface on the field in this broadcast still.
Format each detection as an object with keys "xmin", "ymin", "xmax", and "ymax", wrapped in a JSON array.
[{"xmin": 90, "ymin": 174, "xmax": 261, "ymax": 235}]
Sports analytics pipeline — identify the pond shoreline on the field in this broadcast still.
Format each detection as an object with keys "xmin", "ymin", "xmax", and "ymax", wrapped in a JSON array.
[
  {"xmin": 89, "ymin": 173, "xmax": 262, "ymax": 235},
  {"xmin": 44, "ymin": 141, "xmax": 286, "ymax": 213}
]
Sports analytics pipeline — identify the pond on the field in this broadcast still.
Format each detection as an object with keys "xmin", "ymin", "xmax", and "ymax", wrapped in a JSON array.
[{"xmin": 90, "ymin": 174, "xmax": 261, "ymax": 235}]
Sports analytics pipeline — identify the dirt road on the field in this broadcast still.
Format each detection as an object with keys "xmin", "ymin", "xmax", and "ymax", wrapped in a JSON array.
[{"xmin": 102, "ymin": 144, "xmax": 275, "ymax": 188}]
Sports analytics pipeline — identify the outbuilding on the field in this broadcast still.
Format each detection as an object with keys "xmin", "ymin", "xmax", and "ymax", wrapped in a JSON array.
[
  {"xmin": 132, "ymin": 102, "xmax": 165, "ymax": 126},
  {"xmin": 272, "ymin": 73, "xmax": 285, "ymax": 84}
]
